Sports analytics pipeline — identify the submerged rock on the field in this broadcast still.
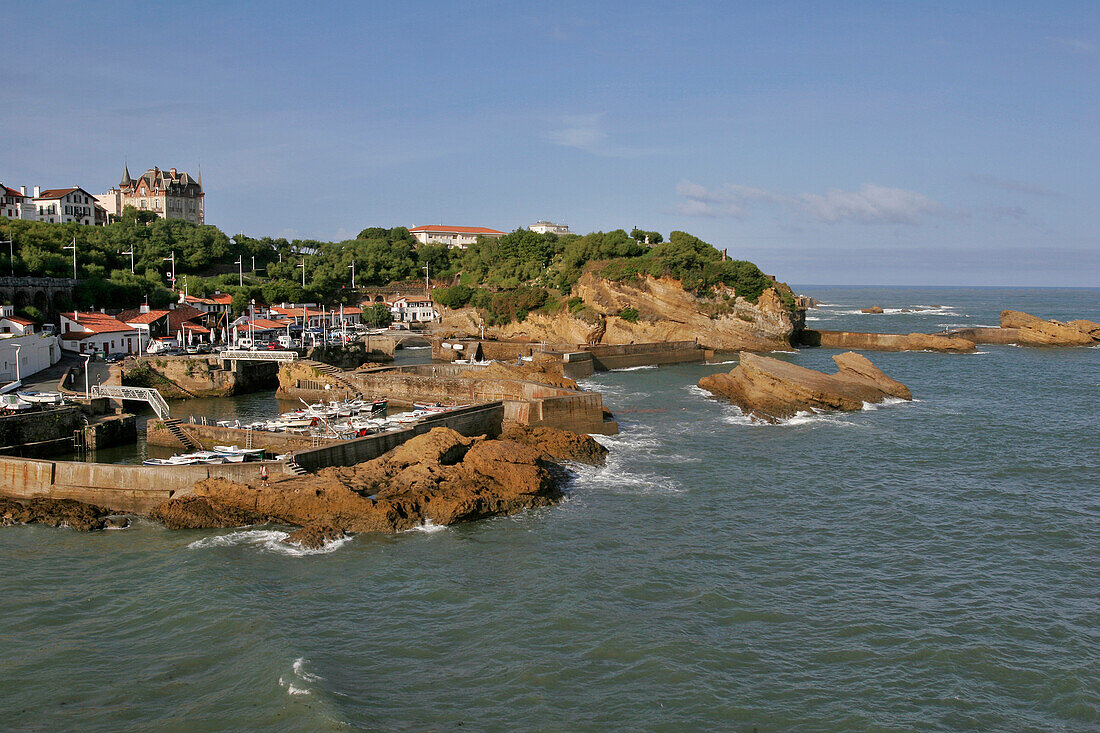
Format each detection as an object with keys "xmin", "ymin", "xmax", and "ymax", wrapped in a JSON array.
[
  {"xmin": 1000, "ymin": 310, "xmax": 1095, "ymax": 347},
  {"xmin": 149, "ymin": 495, "xmax": 270, "ymax": 530},
  {"xmin": 0, "ymin": 497, "xmax": 111, "ymax": 531},
  {"xmin": 698, "ymin": 351, "xmax": 912, "ymax": 422},
  {"xmin": 284, "ymin": 524, "xmax": 346, "ymax": 549}
]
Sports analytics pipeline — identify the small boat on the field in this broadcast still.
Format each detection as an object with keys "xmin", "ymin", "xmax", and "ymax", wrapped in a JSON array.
[
  {"xmin": 212, "ymin": 445, "xmax": 266, "ymax": 461},
  {"xmin": 17, "ymin": 391, "xmax": 64, "ymax": 405},
  {"xmin": 0, "ymin": 394, "xmax": 34, "ymax": 412}
]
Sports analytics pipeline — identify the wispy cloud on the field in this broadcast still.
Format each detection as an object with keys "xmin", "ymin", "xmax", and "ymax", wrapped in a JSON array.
[
  {"xmin": 1048, "ymin": 36, "xmax": 1097, "ymax": 55},
  {"xmin": 677, "ymin": 181, "xmax": 944, "ymax": 225},
  {"xmin": 547, "ymin": 113, "xmax": 652, "ymax": 158},
  {"xmin": 969, "ymin": 173, "xmax": 1059, "ymax": 198}
]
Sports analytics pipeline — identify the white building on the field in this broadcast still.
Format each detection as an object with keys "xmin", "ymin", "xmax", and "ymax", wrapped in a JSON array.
[
  {"xmin": 33, "ymin": 186, "xmax": 99, "ymax": 225},
  {"xmin": 408, "ymin": 225, "xmax": 506, "ymax": 249},
  {"xmin": 0, "ymin": 185, "xmax": 34, "ymax": 220},
  {"xmin": 97, "ymin": 165, "xmax": 205, "ymax": 225},
  {"xmin": 0, "ymin": 307, "xmax": 37, "ymax": 336},
  {"xmin": 0, "ymin": 332, "xmax": 61, "ymax": 384},
  {"xmin": 528, "ymin": 221, "xmax": 571, "ymax": 236},
  {"xmin": 59, "ymin": 311, "xmax": 140, "ymax": 355},
  {"xmin": 388, "ymin": 296, "xmax": 438, "ymax": 323}
]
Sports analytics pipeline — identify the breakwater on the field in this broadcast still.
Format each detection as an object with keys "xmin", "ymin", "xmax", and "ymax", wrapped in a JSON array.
[{"xmin": 0, "ymin": 400, "xmax": 136, "ymax": 458}]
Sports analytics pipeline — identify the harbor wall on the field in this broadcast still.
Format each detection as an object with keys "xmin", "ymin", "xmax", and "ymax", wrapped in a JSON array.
[
  {"xmin": 0, "ymin": 404, "xmax": 137, "ymax": 458},
  {"xmin": 0, "ymin": 456, "xmax": 292, "ymax": 514},
  {"xmin": 941, "ymin": 327, "xmax": 1023, "ymax": 345},
  {"xmin": 145, "ymin": 420, "xmax": 333, "ymax": 452},
  {"xmin": 291, "ymin": 401, "xmax": 505, "ymax": 472},
  {"xmin": 280, "ymin": 364, "xmax": 616, "ymax": 434},
  {"xmin": 584, "ymin": 340, "xmax": 709, "ymax": 370}
]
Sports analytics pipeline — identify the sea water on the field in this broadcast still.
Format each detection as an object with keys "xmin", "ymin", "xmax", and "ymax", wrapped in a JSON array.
[{"xmin": 1, "ymin": 286, "xmax": 1097, "ymax": 731}]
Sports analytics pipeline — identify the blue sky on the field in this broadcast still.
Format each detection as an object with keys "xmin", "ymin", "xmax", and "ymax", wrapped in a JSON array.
[{"xmin": 2, "ymin": 1, "xmax": 1096, "ymax": 286}]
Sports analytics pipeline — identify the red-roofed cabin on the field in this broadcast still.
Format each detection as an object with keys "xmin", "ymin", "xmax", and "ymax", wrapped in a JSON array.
[
  {"xmin": 408, "ymin": 224, "xmax": 505, "ymax": 249},
  {"xmin": 59, "ymin": 311, "xmax": 140, "ymax": 355}
]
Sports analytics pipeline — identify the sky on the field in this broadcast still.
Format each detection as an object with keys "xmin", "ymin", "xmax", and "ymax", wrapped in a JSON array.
[{"xmin": 2, "ymin": 1, "xmax": 1097, "ymax": 286}]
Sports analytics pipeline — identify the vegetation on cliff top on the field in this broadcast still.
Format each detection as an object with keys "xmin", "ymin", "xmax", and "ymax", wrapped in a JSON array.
[{"xmin": 1, "ymin": 212, "xmax": 785, "ymax": 324}]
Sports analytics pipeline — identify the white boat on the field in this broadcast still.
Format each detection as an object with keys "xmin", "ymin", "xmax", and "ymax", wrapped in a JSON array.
[
  {"xmin": 17, "ymin": 391, "xmax": 64, "ymax": 405},
  {"xmin": 0, "ymin": 394, "xmax": 34, "ymax": 411},
  {"xmin": 212, "ymin": 445, "xmax": 265, "ymax": 461}
]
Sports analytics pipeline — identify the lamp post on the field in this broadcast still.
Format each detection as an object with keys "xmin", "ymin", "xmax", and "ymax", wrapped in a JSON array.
[
  {"xmin": 251, "ymin": 255, "xmax": 255, "ymax": 273},
  {"xmin": 423, "ymin": 264, "xmax": 429, "ymax": 296},
  {"xmin": 348, "ymin": 261, "xmax": 355, "ymax": 289},
  {"xmin": 163, "ymin": 251, "xmax": 176, "ymax": 288},
  {"xmin": 1, "ymin": 229, "xmax": 13, "ymax": 276},
  {"xmin": 235, "ymin": 256, "xmax": 243, "ymax": 287},
  {"xmin": 81, "ymin": 354, "xmax": 91, "ymax": 399},
  {"xmin": 297, "ymin": 259, "xmax": 306, "ymax": 288},
  {"xmin": 63, "ymin": 236, "xmax": 77, "ymax": 279},
  {"xmin": 120, "ymin": 247, "xmax": 134, "ymax": 274},
  {"xmin": 14, "ymin": 344, "xmax": 21, "ymax": 384}
]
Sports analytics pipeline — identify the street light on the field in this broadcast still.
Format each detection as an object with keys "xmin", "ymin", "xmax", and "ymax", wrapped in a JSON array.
[
  {"xmin": 348, "ymin": 261, "xmax": 356, "ymax": 289},
  {"xmin": 1, "ymin": 229, "xmax": 13, "ymax": 276},
  {"xmin": 120, "ymin": 247, "xmax": 134, "ymax": 274},
  {"xmin": 297, "ymin": 259, "xmax": 306, "ymax": 288},
  {"xmin": 163, "ymin": 251, "xmax": 176, "ymax": 288},
  {"xmin": 235, "ymin": 256, "xmax": 243, "ymax": 287},
  {"xmin": 423, "ymin": 264, "xmax": 430, "ymax": 295},
  {"xmin": 13, "ymin": 344, "xmax": 20, "ymax": 384},
  {"xmin": 63, "ymin": 236, "xmax": 77, "ymax": 279},
  {"xmin": 81, "ymin": 354, "xmax": 91, "ymax": 399},
  {"xmin": 251, "ymin": 255, "xmax": 255, "ymax": 272}
]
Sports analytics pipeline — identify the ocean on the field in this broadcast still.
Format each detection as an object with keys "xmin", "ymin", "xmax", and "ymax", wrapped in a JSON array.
[{"xmin": 1, "ymin": 287, "xmax": 1097, "ymax": 731}]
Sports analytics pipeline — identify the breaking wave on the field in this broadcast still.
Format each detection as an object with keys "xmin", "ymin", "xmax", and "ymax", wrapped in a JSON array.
[
  {"xmin": 187, "ymin": 529, "xmax": 354, "ymax": 556},
  {"xmin": 405, "ymin": 518, "xmax": 448, "ymax": 533},
  {"xmin": 279, "ymin": 657, "xmax": 322, "ymax": 697}
]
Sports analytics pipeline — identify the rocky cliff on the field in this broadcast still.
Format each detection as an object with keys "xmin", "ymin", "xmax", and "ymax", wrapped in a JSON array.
[
  {"xmin": 698, "ymin": 352, "xmax": 912, "ymax": 422},
  {"xmin": 440, "ymin": 272, "xmax": 799, "ymax": 352},
  {"xmin": 1000, "ymin": 311, "xmax": 1097, "ymax": 347}
]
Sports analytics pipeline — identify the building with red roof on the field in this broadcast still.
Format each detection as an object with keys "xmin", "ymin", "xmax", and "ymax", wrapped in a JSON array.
[
  {"xmin": 408, "ymin": 224, "xmax": 506, "ymax": 249},
  {"xmin": 0, "ymin": 184, "xmax": 33, "ymax": 220},
  {"xmin": 59, "ymin": 311, "xmax": 140, "ymax": 355},
  {"xmin": 32, "ymin": 186, "xmax": 99, "ymax": 225}
]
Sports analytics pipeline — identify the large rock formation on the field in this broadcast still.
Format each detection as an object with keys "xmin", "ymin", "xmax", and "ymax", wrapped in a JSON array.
[
  {"xmin": 698, "ymin": 352, "xmax": 912, "ymax": 422},
  {"xmin": 501, "ymin": 425, "xmax": 608, "ymax": 465},
  {"xmin": 0, "ymin": 497, "xmax": 112, "ymax": 531},
  {"xmin": 150, "ymin": 427, "xmax": 586, "ymax": 542},
  {"xmin": 440, "ymin": 273, "xmax": 798, "ymax": 351},
  {"xmin": 1001, "ymin": 311, "xmax": 1097, "ymax": 347},
  {"xmin": 799, "ymin": 329, "xmax": 976, "ymax": 352}
]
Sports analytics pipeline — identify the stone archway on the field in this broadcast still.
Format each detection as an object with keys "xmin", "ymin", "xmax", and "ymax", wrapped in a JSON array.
[
  {"xmin": 13, "ymin": 292, "xmax": 28, "ymax": 308},
  {"xmin": 33, "ymin": 290, "xmax": 48, "ymax": 313}
]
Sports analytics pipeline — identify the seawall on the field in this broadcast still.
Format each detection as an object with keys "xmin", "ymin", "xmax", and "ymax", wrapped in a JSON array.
[{"xmin": 798, "ymin": 329, "xmax": 976, "ymax": 352}]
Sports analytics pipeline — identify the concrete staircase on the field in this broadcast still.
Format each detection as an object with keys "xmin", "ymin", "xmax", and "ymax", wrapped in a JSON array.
[
  {"xmin": 163, "ymin": 418, "xmax": 201, "ymax": 450},
  {"xmin": 300, "ymin": 359, "xmax": 363, "ymax": 398},
  {"xmin": 285, "ymin": 458, "xmax": 309, "ymax": 476}
]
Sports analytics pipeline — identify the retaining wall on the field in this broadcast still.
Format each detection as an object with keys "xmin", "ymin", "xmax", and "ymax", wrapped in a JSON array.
[
  {"xmin": 291, "ymin": 401, "xmax": 504, "ymax": 472},
  {"xmin": 0, "ymin": 456, "xmax": 292, "ymax": 514},
  {"xmin": 146, "ymin": 420, "xmax": 333, "ymax": 452},
  {"xmin": 584, "ymin": 340, "xmax": 708, "ymax": 370}
]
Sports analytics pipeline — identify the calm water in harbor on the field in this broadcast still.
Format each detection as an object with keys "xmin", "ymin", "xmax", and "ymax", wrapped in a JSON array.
[{"xmin": 1, "ymin": 288, "xmax": 1097, "ymax": 731}]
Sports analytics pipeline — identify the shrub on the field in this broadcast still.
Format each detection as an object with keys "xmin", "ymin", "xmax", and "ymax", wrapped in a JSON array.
[{"xmin": 616, "ymin": 307, "xmax": 640, "ymax": 323}]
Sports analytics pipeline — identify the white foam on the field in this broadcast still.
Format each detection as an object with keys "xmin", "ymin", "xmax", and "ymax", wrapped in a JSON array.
[
  {"xmin": 293, "ymin": 657, "xmax": 322, "ymax": 682},
  {"xmin": 406, "ymin": 518, "xmax": 447, "ymax": 533},
  {"xmin": 187, "ymin": 528, "xmax": 354, "ymax": 556},
  {"xmin": 720, "ymin": 404, "xmax": 857, "ymax": 428},
  {"xmin": 279, "ymin": 676, "xmax": 311, "ymax": 696},
  {"xmin": 705, "ymin": 359, "xmax": 738, "ymax": 365},
  {"xmin": 609, "ymin": 364, "xmax": 658, "ymax": 371},
  {"xmin": 860, "ymin": 396, "xmax": 910, "ymax": 411}
]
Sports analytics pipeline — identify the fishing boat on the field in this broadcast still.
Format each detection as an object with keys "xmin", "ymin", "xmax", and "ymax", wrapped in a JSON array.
[
  {"xmin": 0, "ymin": 394, "xmax": 34, "ymax": 412},
  {"xmin": 212, "ymin": 445, "xmax": 266, "ymax": 461},
  {"xmin": 17, "ymin": 391, "xmax": 64, "ymax": 405}
]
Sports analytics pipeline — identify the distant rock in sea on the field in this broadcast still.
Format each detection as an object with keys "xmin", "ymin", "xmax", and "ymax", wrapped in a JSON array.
[
  {"xmin": 698, "ymin": 351, "xmax": 912, "ymax": 422},
  {"xmin": 861, "ymin": 306, "xmax": 884, "ymax": 314},
  {"xmin": 1001, "ymin": 310, "xmax": 1097, "ymax": 347}
]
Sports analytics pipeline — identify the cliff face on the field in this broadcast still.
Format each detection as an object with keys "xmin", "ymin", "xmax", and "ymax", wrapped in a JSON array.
[{"xmin": 440, "ymin": 273, "xmax": 798, "ymax": 351}]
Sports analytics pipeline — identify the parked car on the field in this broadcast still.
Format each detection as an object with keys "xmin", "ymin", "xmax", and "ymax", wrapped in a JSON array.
[{"xmin": 103, "ymin": 353, "xmax": 124, "ymax": 363}]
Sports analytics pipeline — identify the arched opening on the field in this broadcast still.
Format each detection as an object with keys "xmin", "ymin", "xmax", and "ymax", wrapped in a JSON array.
[
  {"xmin": 13, "ymin": 292, "xmax": 28, "ymax": 309},
  {"xmin": 374, "ymin": 295, "xmax": 384, "ymax": 302},
  {"xmin": 53, "ymin": 291, "xmax": 72, "ymax": 311},
  {"xmin": 33, "ymin": 290, "xmax": 48, "ymax": 313}
]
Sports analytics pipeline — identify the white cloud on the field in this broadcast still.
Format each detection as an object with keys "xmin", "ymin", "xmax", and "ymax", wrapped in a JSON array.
[
  {"xmin": 798, "ymin": 184, "xmax": 940, "ymax": 224},
  {"xmin": 547, "ymin": 113, "xmax": 651, "ymax": 158},
  {"xmin": 1048, "ymin": 36, "xmax": 1097, "ymax": 55},
  {"xmin": 677, "ymin": 181, "xmax": 944, "ymax": 225}
]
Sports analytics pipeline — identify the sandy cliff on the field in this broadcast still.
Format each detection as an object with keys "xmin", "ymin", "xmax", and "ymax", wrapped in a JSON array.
[{"xmin": 440, "ymin": 273, "xmax": 798, "ymax": 352}]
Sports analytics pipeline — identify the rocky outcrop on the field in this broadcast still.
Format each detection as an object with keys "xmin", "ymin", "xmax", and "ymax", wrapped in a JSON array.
[
  {"xmin": 0, "ymin": 497, "xmax": 111, "ymax": 531},
  {"xmin": 151, "ymin": 427, "xmax": 567, "ymax": 534},
  {"xmin": 1001, "ymin": 311, "xmax": 1096, "ymax": 347},
  {"xmin": 698, "ymin": 352, "xmax": 911, "ymax": 422},
  {"xmin": 1068, "ymin": 320, "xmax": 1100, "ymax": 341},
  {"xmin": 799, "ymin": 329, "xmax": 976, "ymax": 352},
  {"xmin": 285, "ymin": 524, "xmax": 346, "ymax": 550},
  {"xmin": 440, "ymin": 273, "xmax": 798, "ymax": 352},
  {"xmin": 500, "ymin": 425, "xmax": 608, "ymax": 465},
  {"xmin": 861, "ymin": 306, "xmax": 884, "ymax": 314}
]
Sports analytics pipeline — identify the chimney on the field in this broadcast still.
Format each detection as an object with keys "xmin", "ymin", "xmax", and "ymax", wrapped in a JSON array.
[
  {"xmin": 33, "ymin": 186, "xmax": 40, "ymax": 198},
  {"xmin": 19, "ymin": 186, "xmax": 25, "ymax": 196},
  {"xmin": 74, "ymin": 312, "xmax": 79, "ymax": 323},
  {"xmin": 139, "ymin": 304, "xmax": 150, "ymax": 314},
  {"xmin": 100, "ymin": 308, "xmax": 106, "ymax": 314},
  {"xmin": 170, "ymin": 168, "xmax": 176, "ymax": 177}
]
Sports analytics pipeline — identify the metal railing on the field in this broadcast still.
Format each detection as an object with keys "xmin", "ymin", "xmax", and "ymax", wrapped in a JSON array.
[
  {"xmin": 220, "ymin": 350, "xmax": 298, "ymax": 362},
  {"xmin": 89, "ymin": 385, "xmax": 171, "ymax": 419}
]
